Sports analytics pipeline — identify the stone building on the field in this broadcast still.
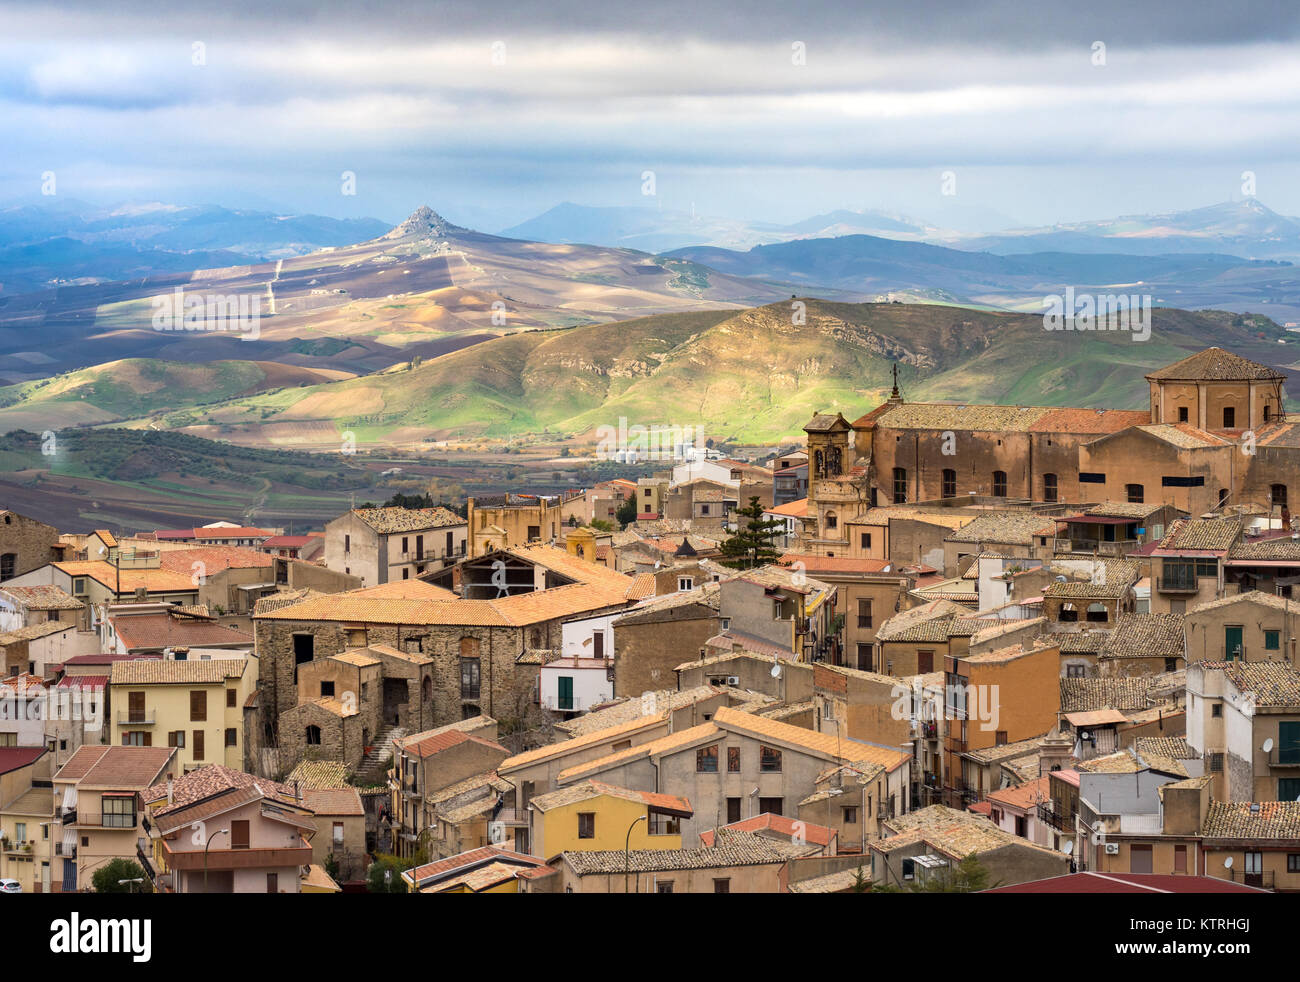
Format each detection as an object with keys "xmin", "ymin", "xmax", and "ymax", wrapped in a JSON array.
[
  {"xmin": 253, "ymin": 546, "xmax": 640, "ymax": 736},
  {"xmin": 801, "ymin": 348, "xmax": 1297, "ymax": 554},
  {"xmin": 0, "ymin": 511, "xmax": 63, "ymax": 583}
]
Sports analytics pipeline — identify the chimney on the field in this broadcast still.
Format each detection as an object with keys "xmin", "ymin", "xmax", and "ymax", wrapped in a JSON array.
[{"xmin": 166, "ymin": 775, "xmax": 174, "ymax": 806}]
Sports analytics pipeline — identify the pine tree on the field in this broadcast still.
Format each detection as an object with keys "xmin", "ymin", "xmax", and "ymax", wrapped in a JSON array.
[{"xmin": 719, "ymin": 495, "xmax": 785, "ymax": 569}]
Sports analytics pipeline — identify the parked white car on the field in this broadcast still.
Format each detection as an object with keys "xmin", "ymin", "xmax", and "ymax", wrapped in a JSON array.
[{"xmin": 0, "ymin": 879, "xmax": 21, "ymax": 894}]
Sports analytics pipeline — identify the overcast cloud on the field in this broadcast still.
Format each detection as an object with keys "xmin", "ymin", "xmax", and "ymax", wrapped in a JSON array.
[{"xmin": 2, "ymin": 0, "xmax": 1299, "ymax": 230}]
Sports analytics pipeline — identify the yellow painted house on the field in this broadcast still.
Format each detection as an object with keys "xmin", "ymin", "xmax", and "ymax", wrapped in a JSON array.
[
  {"xmin": 108, "ymin": 657, "xmax": 257, "ymax": 772},
  {"xmin": 527, "ymin": 780, "xmax": 692, "ymax": 858}
]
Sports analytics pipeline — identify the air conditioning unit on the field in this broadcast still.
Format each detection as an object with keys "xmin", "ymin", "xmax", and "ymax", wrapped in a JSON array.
[
  {"xmin": 726, "ymin": 676, "xmax": 740, "ymax": 686},
  {"xmin": 1104, "ymin": 843, "xmax": 1120, "ymax": 855}
]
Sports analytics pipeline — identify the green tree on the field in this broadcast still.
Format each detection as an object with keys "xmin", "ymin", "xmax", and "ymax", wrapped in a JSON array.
[
  {"xmin": 718, "ymin": 496, "xmax": 785, "ymax": 569},
  {"xmin": 367, "ymin": 853, "xmax": 420, "ymax": 893},
  {"xmin": 92, "ymin": 858, "xmax": 152, "ymax": 893},
  {"xmin": 615, "ymin": 496, "xmax": 638, "ymax": 528},
  {"xmin": 907, "ymin": 853, "xmax": 996, "ymax": 892}
]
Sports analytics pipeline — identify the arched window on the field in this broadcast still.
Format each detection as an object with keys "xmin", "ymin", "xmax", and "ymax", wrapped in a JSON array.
[
  {"xmin": 1085, "ymin": 603, "xmax": 1108, "ymax": 623},
  {"xmin": 992, "ymin": 471, "xmax": 1007, "ymax": 497},
  {"xmin": 1058, "ymin": 602, "xmax": 1078, "ymax": 623},
  {"xmin": 305, "ymin": 725, "xmax": 321, "ymax": 745}
]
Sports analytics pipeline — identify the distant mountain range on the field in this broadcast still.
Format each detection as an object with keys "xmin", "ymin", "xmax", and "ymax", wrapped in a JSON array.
[
  {"xmin": 0, "ymin": 200, "xmax": 391, "ymax": 294},
  {"xmin": 502, "ymin": 202, "xmax": 938, "ymax": 252},
  {"xmin": 956, "ymin": 199, "xmax": 1300, "ymax": 259}
]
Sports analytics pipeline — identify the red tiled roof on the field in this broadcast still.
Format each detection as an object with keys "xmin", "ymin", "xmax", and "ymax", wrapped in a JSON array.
[
  {"xmin": 155, "ymin": 526, "xmax": 272, "ymax": 540},
  {"xmin": 779, "ymin": 553, "xmax": 893, "ymax": 574},
  {"xmin": 110, "ymin": 612, "xmax": 252, "ymax": 651},
  {"xmin": 698, "ymin": 812, "xmax": 837, "ymax": 848},
  {"xmin": 56, "ymin": 674, "xmax": 107, "ymax": 689},
  {"xmin": 401, "ymin": 729, "xmax": 508, "ymax": 760},
  {"xmin": 158, "ymin": 546, "xmax": 271, "ymax": 573},
  {"xmin": 985, "ymin": 872, "xmax": 1266, "ymax": 894},
  {"xmin": 0, "ymin": 746, "xmax": 46, "ymax": 775},
  {"xmin": 259, "ymin": 535, "xmax": 316, "ymax": 548}
]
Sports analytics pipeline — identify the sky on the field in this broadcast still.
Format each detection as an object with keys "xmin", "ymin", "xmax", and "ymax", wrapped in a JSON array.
[{"xmin": 3, "ymin": 0, "xmax": 1300, "ymax": 232}]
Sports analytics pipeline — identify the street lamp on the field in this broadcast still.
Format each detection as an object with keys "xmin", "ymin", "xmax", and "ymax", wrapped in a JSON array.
[
  {"xmin": 624, "ymin": 815, "xmax": 647, "ymax": 894},
  {"xmin": 203, "ymin": 828, "xmax": 229, "ymax": 893},
  {"xmin": 118, "ymin": 878, "xmax": 144, "ymax": 894}
]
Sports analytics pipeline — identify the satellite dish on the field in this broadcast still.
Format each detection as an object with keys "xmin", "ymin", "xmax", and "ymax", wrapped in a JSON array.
[
  {"xmin": 1081, "ymin": 731, "xmax": 1092, "ymax": 741},
  {"xmin": 1264, "ymin": 737, "xmax": 1275, "ymax": 753},
  {"xmin": 1223, "ymin": 856, "xmax": 1234, "ymax": 869},
  {"xmin": 770, "ymin": 662, "xmax": 782, "ymax": 678},
  {"xmin": 1061, "ymin": 840, "xmax": 1073, "ymax": 855}
]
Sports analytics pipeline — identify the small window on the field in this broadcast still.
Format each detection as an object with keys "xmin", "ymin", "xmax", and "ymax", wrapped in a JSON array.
[
  {"xmin": 320, "ymin": 680, "xmax": 335, "ymax": 698},
  {"xmin": 759, "ymin": 746, "xmax": 782, "ymax": 772},
  {"xmin": 226, "ymin": 689, "xmax": 236, "ymax": 708},
  {"xmin": 713, "ymin": 878, "xmax": 730, "ymax": 894},
  {"xmin": 942, "ymin": 469, "xmax": 956, "ymax": 499},
  {"xmin": 825, "ymin": 511, "xmax": 837, "ymax": 530},
  {"xmin": 678, "ymin": 577, "xmax": 694, "ymax": 592},
  {"xmin": 843, "ymin": 806, "xmax": 858, "ymax": 824},
  {"xmin": 1178, "ymin": 407, "xmax": 1189, "ymax": 423},
  {"xmin": 1223, "ymin": 406, "xmax": 1236, "ymax": 428},
  {"xmin": 306, "ymin": 725, "xmax": 322, "ymax": 745},
  {"xmin": 696, "ymin": 746, "xmax": 719, "ymax": 772},
  {"xmin": 1212, "ymin": 704, "xmax": 1222, "ymax": 718},
  {"xmin": 1126, "ymin": 484, "xmax": 1144, "ymax": 504},
  {"xmin": 727, "ymin": 747, "xmax": 740, "ymax": 772},
  {"xmin": 578, "ymin": 813, "xmax": 595, "ymax": 839},
  {"xmin": 190, "ymin": 690, "xmax": 207, "ymax": 722},
  {"xmin": 992, "ymin": 471, "xmax": 1007, "ymax": 497},
  {"xmin": 225, "ymin": 728, "xmax": 237, "ymax": 747},
  {"xmin": 892, "ymin": 467, "xmax": 907, "ymax": 504},
  {"xmin": 657, "ymin": 881, "xmax": 674, "ymax": 894},
  {"xmin": 860, "ymin": 532, "xmax": 871, "ymax": 549},
  {"xmin": 1266, "ymin": 630, "xmax": 1281, "ymax": 651}
]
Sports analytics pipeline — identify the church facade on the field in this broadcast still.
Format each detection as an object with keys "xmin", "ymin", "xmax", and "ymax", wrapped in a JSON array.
[{"xmin": 802, "ymin": 347, "xmax": 1297, "ymax": 557}]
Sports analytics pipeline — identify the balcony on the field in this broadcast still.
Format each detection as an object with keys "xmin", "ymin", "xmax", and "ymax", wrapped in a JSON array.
[
  {"xmin": 116, "ymin": 711, "xmax": 156, "ymax": 726},
  {"xmin": 1269, "ymin": 747, "xmax": 1300, "ymax": 768},
  {"xmin": 1038, "ymin": 804, "xmax": 1073, "ymax": 833},
  {"xmin": 395, "ymin": 542, "xmax": 466, "ymax": 564},
  {"xmin": 1117, "ymin": 813, "xmax": 1164, "ymax": 835},
  {"xmin": 161, "ymin": 837, "xmax": 313, "ymax": 872},
  {"xmin": 1156, "ymin": 575, "xmax": 1199, "ymax": 594},
  {"xmin": 1226, "ymin": 869, "xmax": 1274, "ymax": 890},
  {"xmin": 1054, "ymin": 538, "xmax": 1141, "ymax": 558}
]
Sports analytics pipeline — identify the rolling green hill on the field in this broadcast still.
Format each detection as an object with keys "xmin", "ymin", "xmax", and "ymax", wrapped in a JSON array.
[{"xmin": 0, "ymin": 301, "xmax": 1291, "ymax": 448}]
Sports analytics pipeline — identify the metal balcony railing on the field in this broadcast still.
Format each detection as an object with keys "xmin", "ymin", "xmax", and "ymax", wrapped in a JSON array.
[
  {"xmin": 1227, "ymin": 869, "xmax": 1274, "ymax": 890},
  {"xmin": 1269, "ymin": 747, "xmax": 1300, "ymax": 767}
]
